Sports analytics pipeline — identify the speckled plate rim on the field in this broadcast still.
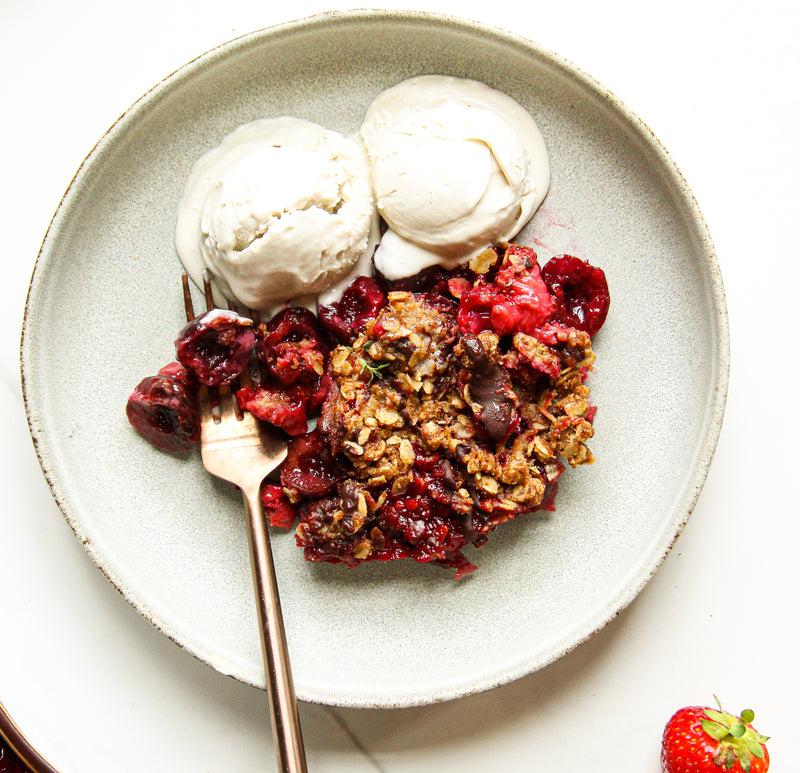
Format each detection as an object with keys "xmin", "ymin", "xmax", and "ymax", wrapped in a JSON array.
[{"xmin": 20, "ymin": 9, "xmax": 729, "ymax": 710}]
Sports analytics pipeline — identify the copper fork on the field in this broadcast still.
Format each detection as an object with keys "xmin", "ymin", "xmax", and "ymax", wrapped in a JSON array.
[{"xmin": 183, "ymin": 273, "xmax": 307, "ymax": 773}]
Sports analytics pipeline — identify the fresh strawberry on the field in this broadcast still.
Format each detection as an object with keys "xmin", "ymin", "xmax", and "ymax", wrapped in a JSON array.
[{"xmin": 661, "ymin": 698, "xmax": 770, "ymax": 772}]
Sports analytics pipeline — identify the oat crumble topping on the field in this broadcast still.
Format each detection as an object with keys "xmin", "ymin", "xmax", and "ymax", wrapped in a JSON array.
[{"xmin": 129, "ymin": 242, "xmax": 609, "ymax": 577}]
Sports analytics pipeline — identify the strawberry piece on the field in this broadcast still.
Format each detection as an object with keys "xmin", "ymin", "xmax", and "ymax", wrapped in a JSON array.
[
  {"xmin": 661, "ymin": 699, "xmax": 770, "ymax": 773},
  {"xmin": 457, "ymin": 243, "xmax": 555, "ymax": 337}
]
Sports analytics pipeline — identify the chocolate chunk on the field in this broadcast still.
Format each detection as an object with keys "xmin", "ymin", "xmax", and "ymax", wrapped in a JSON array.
[
  {"xmin": 338, "ymin": 479, "xmax": 360, "ymax": 519},
  {"xmin": 461, "ymin": 334, "xmax": 517, "ymax": 442},
  {"xmin": 337, "ymin": 479, "xmax": 366, "ymax": 535},
  {"xmin": 440, "ymin": 459, "xmax": 458, "ymax": 488}
]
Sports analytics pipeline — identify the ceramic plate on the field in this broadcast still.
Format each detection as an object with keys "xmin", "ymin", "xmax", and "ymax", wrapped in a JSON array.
[{"xmin": 20, "ymin": 9, "xmax": 727, "ymax": 708}]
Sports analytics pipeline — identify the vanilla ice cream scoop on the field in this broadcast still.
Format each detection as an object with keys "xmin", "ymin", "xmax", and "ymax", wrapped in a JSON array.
[
  {"xmin": 175, "ymin": 117, "xmax": 376, "ymax": 311},
  {"xmin": 360, "ymin": 75, "xmax": 551, "ymax": 279}
]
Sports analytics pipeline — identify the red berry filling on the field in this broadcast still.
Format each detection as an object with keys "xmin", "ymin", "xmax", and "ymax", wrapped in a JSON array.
[
  {"xmin": 175, "ymin": 309, "xmax": 257, "ymax": 386},
  {"xmin": 318, "ymin": 276, "xmax": 387, "ymax": 343},
  {"xmin": 126, "ymin": 374, "xmax": 200, "ymax": 452},
  {"xmin": 541, "ymin": 255, "xmax": 610, "ymax": 336},
  {"xmin": 280, "ymin": 429, "xmax": 347, "ymax": 497},
  {"xmin": 260, "ymin": 484, "xmax": 299, "ymax": 529},
  {"xmin": 156, "ymin": 361, "xmax": 197, "ymax": 387},
  {"xmin": 243, "ymin": 307, "xmax": 333, "ymax": 435},
  {"xmin": 236, "ymin": 380, "xmax": 325, "ymax": 437},
  {"xmin": 258, "ymin": 307, "xmax": 330, "ymax": 386},
  {"xmin": 457, "ymin": 244, "xmax": 555, "ymax": 337},
  {"xmin": 128, "ymin": 242, "xmax": 608, "ymax": 578}
]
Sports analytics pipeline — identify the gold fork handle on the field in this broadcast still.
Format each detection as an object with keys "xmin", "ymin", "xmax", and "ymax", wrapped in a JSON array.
[{"xmin": 241, "ymin": 486, "xmax": 308, "ymax": 773}]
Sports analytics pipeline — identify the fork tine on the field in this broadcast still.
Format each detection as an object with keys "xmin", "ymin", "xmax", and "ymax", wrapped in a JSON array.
[
  {"xmin": 182, "ymin": 273, "xmax": 195, "ymax": 322},
  {"xmin": 197, "ymin": 381, "xmax": 213, "ymax": 417},
  {"xmin": 194, "ymin": 271, "xmax": 247, "ymax": 421},
  {"xmin": 227, "ymin": 297, "xmax": 252, "ymax": 405},
  {"xmin": 202, "ymin": 269, "xmax": 215, "ymax": 311},
  {"xmin": 218, "ymin": 385, "xmax": 240, "ymax": 423},
  {"xmin": 181, "ymin": 274, "xmax": 218, "ymax": 419}
]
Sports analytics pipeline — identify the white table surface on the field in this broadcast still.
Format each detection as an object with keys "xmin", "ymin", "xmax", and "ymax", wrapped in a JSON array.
[{"xmin": 2, "ymin": 1, "xmax": 798, "ymax": 771}]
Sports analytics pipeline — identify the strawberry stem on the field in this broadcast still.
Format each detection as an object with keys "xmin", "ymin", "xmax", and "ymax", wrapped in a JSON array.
[{"xmin": 702, "ymin": 700, "xmax": 769, "ymax": 772}]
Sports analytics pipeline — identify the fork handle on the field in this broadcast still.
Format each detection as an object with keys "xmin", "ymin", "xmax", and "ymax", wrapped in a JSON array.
[{"xmin": 241, "ymin": 486, "xmax": 308, "ymax": 773}]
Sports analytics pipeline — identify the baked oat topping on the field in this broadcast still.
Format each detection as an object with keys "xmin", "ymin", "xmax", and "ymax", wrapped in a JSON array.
[{"xmin": 286, "ymin": 243, "xmax": 605, "ymax": 577}]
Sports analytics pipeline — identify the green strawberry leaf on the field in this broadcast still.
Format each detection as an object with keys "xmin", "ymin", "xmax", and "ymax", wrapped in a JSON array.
[
  {"xmin": 740, "ymin": 709, "xmax": 755, "ymax": 724},
  {"xmin": 702, "ymin": 719, "xmax": 730, "ymax": 740},
  {"xmin": 730, "ymin": 722, "xmax": 746, "ymax": 738},
  {"xmin": 740, "ymin": 752, "xmax": 752, "ymax": 773},
  {"xmin": 705, "ymin": 709, "xmax": 729, "ymax": 725},
  {"xmin": 745, "ymin": 738, "xmax": 766, "ymax": 758}
]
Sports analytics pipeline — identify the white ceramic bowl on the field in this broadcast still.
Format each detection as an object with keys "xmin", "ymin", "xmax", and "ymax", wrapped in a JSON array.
[{"xmin": 21, "ymin": 9, "xmax": 727, "ymax": 708}]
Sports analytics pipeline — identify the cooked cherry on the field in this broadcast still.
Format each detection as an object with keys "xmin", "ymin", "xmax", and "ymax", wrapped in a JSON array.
[
  {"xmin": 280, "ymin": 429, "xmax": 347, "ymax": 497},
  {"xmin": 541, "ymin": 255, "xmax": 610, "ymax": 336},
  {"xmin": 175, "ymin": 309, "xmax": 257, "ymax": 386},
  {"xmin": 378, "ymin": 490, "xmax": 475, "ymax": 577},
  {"xmin": 236, "ymin": 383, "xmax": 310, "ymax": 436},
  {"xmin": 378, "ymin": 264, "xmax": 474, "ymax": 296},
  {"xmin": 258, "ymin": 307, "xmax": 331, "ymax": 386},
  {"xmin": 156, "ymin": 361, "xmax": 196, "ymax": 387},
  {"xmin": 260, "ymin": 483, "xmax": 299, "ymax": 529},
  {"xmin": 126, "ymin": 375, "xmax": 200, "ymax": 452},
  {"xmin": 318, "ymin": 276, "xmax": 387, "ymax": 343},
  {"xmin": 295, "ymin": 497, "xmax": 369, "ymax": 567}
]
